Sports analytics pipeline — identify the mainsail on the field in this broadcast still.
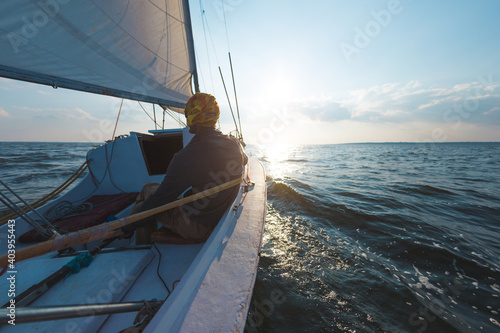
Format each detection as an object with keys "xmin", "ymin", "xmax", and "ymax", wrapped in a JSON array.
[{"xmin": 0, "ymin": 0, "xmax": 198, "ymax": 109}]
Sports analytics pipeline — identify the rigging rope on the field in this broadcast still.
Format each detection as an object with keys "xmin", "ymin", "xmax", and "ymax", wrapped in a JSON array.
[
  {"xmin": 104, "ymin": 141, "xmax": 126, "ymax": 194},
  {"xmin": 79, "ymin": 138, "xmax": 125, "ymax": 203},
  {"xmin": 0, "ymin": 136, "xmax": 127, "ymax": 227},
  {"xmin": 219, "ymin": 1, "xmax": 243, "ymax": 142},
  {"xmin": 43, "ymin": 201, "xmax": 93, "ymax": 221},
  {"xmin": 153, "ymin": 243, "xmax": 171, "ymax": 294},
  {"xmin": 119, "ymin": 299, "xmax": 164, "ymax": 333},
  {"xmin": 138, "ymin": 102, "xmax": 162, "ymax": 128},
  {"xmin": 196, "ymin": 0, "xmax": 243, "ymax": 139},
  {"xmin": 198, "ymin": 0, "xmax": 221, "ymax": 66},
  {"xmin": 165, "ymin": 108, "xmax": 186, "ymax": 127},
  {"xmin": 0, "ymin": 161, "xmax": 88, "ymax": 226}
]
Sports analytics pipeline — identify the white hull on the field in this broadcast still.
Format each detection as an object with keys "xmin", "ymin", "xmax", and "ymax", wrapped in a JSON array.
[{"xmin": 0, "ymin": 130, "xmax": 266, "ymax": 332}]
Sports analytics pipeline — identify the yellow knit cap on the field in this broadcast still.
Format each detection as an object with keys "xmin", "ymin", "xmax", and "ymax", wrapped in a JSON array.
[{"xmin": 185, "ymin": 93, "xmax": 220, "ymax": 127}]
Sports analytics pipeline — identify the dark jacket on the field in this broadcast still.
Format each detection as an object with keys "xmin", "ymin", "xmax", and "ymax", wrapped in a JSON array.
[{"xmin": 129, "ymin": 127, "xmax": 247, "ymax": 231}]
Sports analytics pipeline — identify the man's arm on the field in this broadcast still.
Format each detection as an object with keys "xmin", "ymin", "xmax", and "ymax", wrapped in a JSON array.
[
  {"xmin": 122, "ymin": 154, "xmax": 190, "ymax": 233},
  {"xmin": 140, "ymin": 158, "xmax": 190, "ymax": 212}
]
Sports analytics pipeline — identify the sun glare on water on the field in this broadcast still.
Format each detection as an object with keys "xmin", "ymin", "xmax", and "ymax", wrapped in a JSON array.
[
  {"xmin": 265, "ymin": 143, "xmax": 292, "ymax": 162},
  {"xmin": 259, "ymin": 143, "xmax": 301, "ymax": 180}
]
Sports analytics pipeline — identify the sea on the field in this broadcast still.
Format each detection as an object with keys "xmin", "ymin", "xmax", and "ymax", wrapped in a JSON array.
[{"xmin": 1, "ymin": 141, "xmax": 499, "ymax": 333}]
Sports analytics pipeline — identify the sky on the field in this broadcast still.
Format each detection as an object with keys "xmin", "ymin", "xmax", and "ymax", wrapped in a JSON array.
[{"xmin": 1, "ymin": 0, "xmax": 500, "ymax": 145}]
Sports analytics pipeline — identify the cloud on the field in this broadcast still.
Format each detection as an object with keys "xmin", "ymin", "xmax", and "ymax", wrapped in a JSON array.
[
  {"xmin": 13, "ymin": 106, "xmax": 100, "ymax": 121},
  {"xmin": 483, "ymin": 106, "xmax": 500, "ymax": 116},
  {"xmin": 16, "ymin": 106, "xmax": 44, "ymax": 112},
  {"xmin": 0, "ymin": 108, "xmax": 10, "ymax": 118},
  {"xmin": 63, "ymin": 108, "xmax": 100, "ymax": 122},
  {"xmin": 289, "ymin": 96, "xmax": 351, "ymax": 122},
  {"xmin": 288, "ymin": 79, "xmax": 500, "ymax": 126}
]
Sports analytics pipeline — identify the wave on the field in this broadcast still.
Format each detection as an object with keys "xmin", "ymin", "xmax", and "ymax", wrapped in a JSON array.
[
  {"xmin": 283, "ymin": 158, "xmax": 308, "ymax": 162},
  {"xmin": 391, "ymin": 183, "xmax": 457, "ymax": 196},
  {"xmin": 266, "ymin": 176, "xmax": 388, "ymax": 235},
  {"xmin": 453, "ymin": 177, "xmax": 489, "ymax": 183},
  {"xmin": 385, "ymin": 237, "xmax": 500, "ymax": 332},
  {"xmin": 11, "ymin": 174, "xmax": 39, "ymax": 184},
  {"xmin": 267, "ymin": 180, "xmax": 312, "ymax": 208}
]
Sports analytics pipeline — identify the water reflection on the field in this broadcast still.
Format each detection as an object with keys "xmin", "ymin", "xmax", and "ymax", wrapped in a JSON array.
[{"xmin": 251, "ymin": 144, "xmax": 304, "ymax": 181}]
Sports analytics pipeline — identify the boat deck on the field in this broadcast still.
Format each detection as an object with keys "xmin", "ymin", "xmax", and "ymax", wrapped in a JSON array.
[{"xmin": 0, "ymin": 156, "xmax": 265, "ymax": 332}]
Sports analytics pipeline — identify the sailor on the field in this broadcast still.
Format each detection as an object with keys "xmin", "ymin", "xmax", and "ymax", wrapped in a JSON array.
[{"xmin": 122, "ymin": 93, "xmax": 247, "ymax": 244}]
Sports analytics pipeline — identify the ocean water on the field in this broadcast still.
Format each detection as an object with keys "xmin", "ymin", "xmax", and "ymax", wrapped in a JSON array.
[
  {"xmin": 246, "ymin": 142, "xmax": 500, "ymax": 333},
  {"xmin": 1, "ymin": 142, "xmax": 500, "ymax": 332},
  {"xmin": 0, "ymin": 142, "xmax": 97, "ymax": 215}
]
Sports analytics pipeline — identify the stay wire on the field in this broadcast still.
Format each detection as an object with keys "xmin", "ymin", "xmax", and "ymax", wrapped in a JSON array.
[
  {"xmin": 153, "ymin": 104, "xmax": 157, "ymax": 130},
  {"xmin": 111, "ymin": 99, "xmax": 124, "ymax": 141},
  {"xmin": 138, "ymin": 102, "xmax": 162, "ymax": 128},
  {"xmin": 197, "ymin": 0, "xmax": 223, "ymax": 91},
  {"xmin": 194, "ymin": 48, "xmax": 207, "ymax": 91},
  {"xmin": 199, "ymin": 1, "xmax": 220, "ymax": 66},
  {"xmin": 198, "ymin": 0, "xmax": 241, "ymax": 138},
  {"xmin": 218, "ymin": 66, "xmax": 240, "ymax": 135},
  {"xmin": 162, "ymin": 108, "xmax": 166, "ymax": 129},
  {"xmin": 198, "ymin": 0, "xmax": 214, "ymax": 91},
  {"xmin": 220, "ymin": 0, "xmax": 231, "ymax": 52},
  {"xmin": 165, "ymin": 108, "xmax": 186, "ymax": 127},
  {"xmin": 228, "ymin": 52, "xmax": 243, "ymax": 141},
  {"xmin": 219, "ymin": 1, "xmax": 243, "ymax": 140}
]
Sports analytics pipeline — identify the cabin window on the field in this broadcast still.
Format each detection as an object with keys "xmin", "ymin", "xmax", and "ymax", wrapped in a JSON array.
[{"xmin": 139, "ymin": 133, "xmax": 183, "ymax": 175}]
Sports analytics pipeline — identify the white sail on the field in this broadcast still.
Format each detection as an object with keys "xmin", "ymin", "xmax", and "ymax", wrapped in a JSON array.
[{"xmin": 0, "ymin": 0, "xmax": 198, "ymax": 109}]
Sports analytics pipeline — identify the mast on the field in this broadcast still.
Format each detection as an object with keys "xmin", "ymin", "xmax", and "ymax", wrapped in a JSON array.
[{"xmin": 183, "ymin": 0, "xmax": 200, "ymax": 94}]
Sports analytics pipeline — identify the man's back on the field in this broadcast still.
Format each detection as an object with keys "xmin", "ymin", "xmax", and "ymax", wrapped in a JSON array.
[{"xmin": 141, "ymin": 127, "xmax": 247, "ymax": 229}]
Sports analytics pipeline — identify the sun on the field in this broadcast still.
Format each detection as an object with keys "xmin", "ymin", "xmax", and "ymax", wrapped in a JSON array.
[{"xmin": 259, "ymin": 71, "xmax": 297, "ymax": 107}]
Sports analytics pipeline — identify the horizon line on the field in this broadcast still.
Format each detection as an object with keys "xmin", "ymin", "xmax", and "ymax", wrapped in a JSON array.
[{"xmin": 1, "ymin": 140, "xmax": 499, "ymax": 145}]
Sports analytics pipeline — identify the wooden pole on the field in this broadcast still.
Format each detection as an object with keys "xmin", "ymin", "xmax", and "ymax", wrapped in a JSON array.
[{"xmin": 0, "ymin": 177, "xmax": 242, "ymax": 266}]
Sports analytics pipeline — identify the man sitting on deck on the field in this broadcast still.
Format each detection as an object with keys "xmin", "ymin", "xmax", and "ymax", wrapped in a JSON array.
[{"xmin": 122, "ymin": 93, "xmax": 247, "ymax": 245}]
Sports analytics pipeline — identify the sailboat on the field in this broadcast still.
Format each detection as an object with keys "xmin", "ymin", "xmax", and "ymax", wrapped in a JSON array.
[{"xmin": 0, "ymin": 0, "xmax": 266, "ymax": 332}]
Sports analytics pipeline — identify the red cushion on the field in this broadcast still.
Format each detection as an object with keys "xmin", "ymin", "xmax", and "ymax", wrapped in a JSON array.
[{"xmin": 19, "ymin": 193, "xmax": 138, "ymax": 243}]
